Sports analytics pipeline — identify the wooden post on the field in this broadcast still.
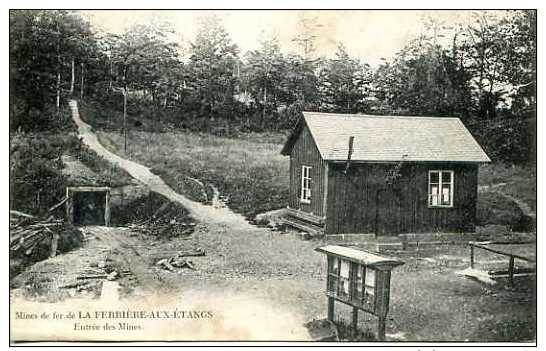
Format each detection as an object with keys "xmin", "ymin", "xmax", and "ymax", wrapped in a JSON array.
[
  {"xmin": 80, "ymin": 62, "xmax": 85, "ymax": 100},
  {"xmin": 70, "ymin": 58, "xmax": 75, "ymax": 95},
  {"xmin": 327, "ymin": 297, "xmax": 335, "ymax": 321},
  {"xmin": 55, "ymin": 21, "xmax": 61, "ymax": 114},
  {"xmin": 351, "ymin": 307, "xmax": 358, "ymax": 334},
  {"xmin": 104, "ymin": 190, "xmax": 111, "ymax": 227},
  {"xmin": 50, "ymin": 232, "xmax": 59, "ymax": 258},
  {"xmin": 508, "ymin": 256, "xmax": 515, "ymax": 286},
  {"xmin": 470, "ymin": 244, "xmax": 475, "ymax": 269},
  {"xmin": 377, "ymin": 317, "xmax": 386, "ymax": 341},
  {"xmin": 66, "ymin": 188, "xmax": 73, "ymax": 224},
  {"xmin": 123, "ymin": 88, "xmax": 127, "ymax": 154}
]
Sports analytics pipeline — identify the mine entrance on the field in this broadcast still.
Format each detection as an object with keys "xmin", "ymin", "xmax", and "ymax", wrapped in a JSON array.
[{"xmin": 66, "ymin": 187, "xmax": 111, "ymax": 226}]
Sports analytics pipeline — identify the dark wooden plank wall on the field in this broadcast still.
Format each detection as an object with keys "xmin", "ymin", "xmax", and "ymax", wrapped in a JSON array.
[
  {"xmin": 325, "ymin": 162, "xmax": 478, "ymax": 235},
  {"xmin": 288, "ymin": 124, "xmax": 327, "ymax": 217}
]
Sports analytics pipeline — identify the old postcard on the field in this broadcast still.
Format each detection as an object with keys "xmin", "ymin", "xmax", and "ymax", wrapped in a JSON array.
[{"xmin": 9, "ymin": 9, "xmax": 536, "ymax": 345}]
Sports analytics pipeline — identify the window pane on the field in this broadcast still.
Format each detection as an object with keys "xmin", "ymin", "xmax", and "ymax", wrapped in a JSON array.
[
  {"xmin": 364, "ymin": 285, "xmax": 375, "ymax": 305},
  {"xmin": 430, "ymin": 171, "xmax": 439, "ymax": 183},
  {"xmin": 339, "ymin": 278, "xmax": 349, "ymax": 299},
  {"xmin": 442, "ymin": 171, "xmax": 452, "ymax": 183},
  {"xmin": 328, "ymin": 277, "xmax": 338, "ymax": 293},
  {"xmin": 355, "ymin": 282, "xmax": 363, "ymax": 297},
  {"xmin": 340, "ymin": 260, "xmax": 350, "ymax": 278},
  {"xmin": 328, "ymin": 258, "xmax": 337, "ymax": 274},
  {"xmin": 332, "ymin": 258, "xmax": 339, "ymax": 272},
  {"xmin": 356, "ymin": 265, "xmax": 363, "ymax": 280},
  {"xmin": 365, "ymin": 268, "xmax": 375, "ymax": 287},
  {"xmin": 441, "ymin": 184, "xmax": 451, "ymax": 205}
]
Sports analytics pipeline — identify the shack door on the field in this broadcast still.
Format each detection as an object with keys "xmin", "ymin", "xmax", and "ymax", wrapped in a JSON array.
[{"xmin": 375, "ymin": 188, "xmax": 402, "ymax": 236}]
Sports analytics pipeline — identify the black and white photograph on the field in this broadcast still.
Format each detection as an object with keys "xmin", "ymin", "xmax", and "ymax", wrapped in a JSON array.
[{"xmin": 8, "ymin": 8, "xmax": 537, "ymax": 345}]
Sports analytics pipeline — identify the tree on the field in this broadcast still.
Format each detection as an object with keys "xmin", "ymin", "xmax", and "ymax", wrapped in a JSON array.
[
  {"xmin": 243, "ymin": 35, "xmax": 287, "ymax": 127},
  {"xmin": 373, "ymin": 35, "xmax": 472, "ymax": 117},
  {"xmin": 292, "ymin": 12, "xmax": 323, "ymax": 59},
  {"xmin": 318, "ymin": 43, "xmax": 370, "ymax": 113},
  {"xmin": 281, "ymin": 54, "xmax": 320, "ymax": 109},
  {"xmin": 186, "ymin": 15, "xmax": 239, "ymax": 121},
  {"xmin": 104, "ymin": 22, "xmax": 180, "ymax": 151},
  {"xmin": 10, "ymin": 10, "xmax": 99, "ymax": 130}
]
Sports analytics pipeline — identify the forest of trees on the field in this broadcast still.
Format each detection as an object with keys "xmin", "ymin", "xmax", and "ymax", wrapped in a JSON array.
[{"xmin": 9, "ymin": 10, "xmax": 536, "ymax": 163}]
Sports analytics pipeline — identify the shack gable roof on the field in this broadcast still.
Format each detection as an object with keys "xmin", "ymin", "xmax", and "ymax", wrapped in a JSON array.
[{"xmin": 281, "ymin": 112, "xmax": 491, "ymax": 163}]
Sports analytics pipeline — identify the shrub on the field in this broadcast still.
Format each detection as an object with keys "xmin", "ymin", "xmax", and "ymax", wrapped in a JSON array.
[{"xmin": 476, "ymin": 192, "xmax": 524, "ymax": 229}]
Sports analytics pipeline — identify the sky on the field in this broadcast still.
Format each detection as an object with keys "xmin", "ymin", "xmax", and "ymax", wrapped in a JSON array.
[{"xmin": 80, "ymin": 10, "xmax": 496, "ymax": 67}]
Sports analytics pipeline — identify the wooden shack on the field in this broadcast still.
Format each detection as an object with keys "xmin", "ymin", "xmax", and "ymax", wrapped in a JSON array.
[{"xmin": 280, "ymin": 112, "xmax": 491, "ymax": 236}]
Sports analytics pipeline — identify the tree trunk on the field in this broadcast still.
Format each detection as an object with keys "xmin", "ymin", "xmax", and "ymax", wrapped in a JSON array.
[
  {"xmin": 56, "ymin": 21, "xmax": 61, "ymax": 114},
  {"xmin": 70, "ymin": 58, "xmax": 75, "ymax": 95},
  {"xmin": 56, "ymin": 72, "xmax": 61, "ymax": 111},
  {"xmin": 108, "ymin": 58, "xmax": 113, "ymax": 93},
  {"xmin": 123, "ymin": 86, "xmax": 128, "ymax": 154},
  {"xmin": 262, "ymin": 85, "xmax": 267, "ymax": 128},
  {"xmin": 80, "ymin": 63, "xmax": 85, "ymax": 100},
  {"xmin": 152, "ymin": 89, "xmax": 158, "ymax": 123}
]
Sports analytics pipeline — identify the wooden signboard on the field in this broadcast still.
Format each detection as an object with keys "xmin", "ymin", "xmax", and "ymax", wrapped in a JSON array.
[{"xmin": 316, "ymin": 245, "xmax": 404, "ymax": 340}]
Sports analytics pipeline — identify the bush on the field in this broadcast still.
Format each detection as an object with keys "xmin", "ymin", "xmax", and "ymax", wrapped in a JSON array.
[
  {"xmin": 10, "ymin": 132, "xmax": 70, "ymax": 215},
  {"xmin": 10, "ymin": 101, "xmax": 76, "ymax": 133}
]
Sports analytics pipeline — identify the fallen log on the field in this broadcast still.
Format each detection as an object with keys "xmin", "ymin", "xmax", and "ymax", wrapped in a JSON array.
[
  {"xmin": 10, "ymin": 210, "xmax": 36, "ymax": 219},
  {"xmin": 48, "ymin": 197, "xmax": 68, "ymax": 213},
  {"xmin": 178, "ymin": 248, "xmax": 205, "ymax": 257}
]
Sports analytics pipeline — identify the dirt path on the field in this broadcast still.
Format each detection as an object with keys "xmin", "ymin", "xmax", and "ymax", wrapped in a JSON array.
[{"xmin": 69, "ymin": 100, "xmax": 253, "ymax": 230}]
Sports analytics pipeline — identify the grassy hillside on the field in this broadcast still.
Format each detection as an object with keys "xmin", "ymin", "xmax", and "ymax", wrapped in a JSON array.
[
  {"xmin": 97, "ymin": 130, "xmax": 290, "ymax": 219},
  {"xmin": 97, "ymin": 127, "xmax": 536, "ymax": 231},
  {"xmin": 479, "ymin": 163, "xmax": 536, "ymax": 212},
  {"xmin": 11, "ymin": 110, "xmax": 131, "ymax": 215}
]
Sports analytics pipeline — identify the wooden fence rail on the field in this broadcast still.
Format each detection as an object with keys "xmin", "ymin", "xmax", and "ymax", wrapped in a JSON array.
[{"xmin": 468, "ymin": 241, "xmax": 536, "ymax": 286}]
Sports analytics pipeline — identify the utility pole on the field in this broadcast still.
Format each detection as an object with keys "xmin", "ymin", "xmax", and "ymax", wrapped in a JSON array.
[
  {"xmin": 56, "ymin": 21, "xmax": 61, "ymax": 115},
  {"xmin": 70, "ymin": 58, "xmax": 75, "ymax": 95},
  {"xmin": 123, "ymin": 87, "xmax": 127, "ymax": 154},
  {"xmin": 262, "ymin": 85, "xmax": 267, "ymax": 128},
  {"xmin": 80, "ymin": 63, "xmax": 85, "ymax": 100},
  {"xmin": 122, "ymin": 62, "xmax": 128, "ymax": 154}
]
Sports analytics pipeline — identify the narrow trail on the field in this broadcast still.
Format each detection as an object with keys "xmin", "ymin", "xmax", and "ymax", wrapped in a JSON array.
[{"xmin": 68, "ymin": 100, "xmax": 255, "ymax": 230}]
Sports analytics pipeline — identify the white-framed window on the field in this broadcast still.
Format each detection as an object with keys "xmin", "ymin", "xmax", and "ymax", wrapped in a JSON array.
[
  {"xmin": 428, "ymin": 170, "xmax": 454, "ymax": 207},
  {"xmin": 300, "ymin": 165, "xmax": 312, "ymax": 204}
]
